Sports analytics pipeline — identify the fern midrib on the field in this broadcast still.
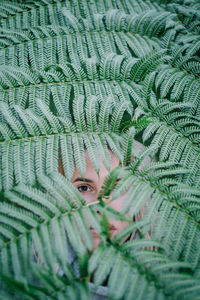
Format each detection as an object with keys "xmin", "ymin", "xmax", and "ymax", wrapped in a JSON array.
[
  {"xmin": 0, "ymin": 28, "xmax": 160, "ymax": 51},
  {"xmin": 0, "ymin": 131, "xmax": 117, "ymax": 144},
  {"xmin": 0, "ymin": 78, "xmax": 136, "ymax": 92}
]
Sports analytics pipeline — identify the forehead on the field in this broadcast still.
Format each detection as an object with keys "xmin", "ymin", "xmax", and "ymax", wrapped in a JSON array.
[{"xmin": 72, "ymin": 150, "xmax": 120, "ymax": 181}]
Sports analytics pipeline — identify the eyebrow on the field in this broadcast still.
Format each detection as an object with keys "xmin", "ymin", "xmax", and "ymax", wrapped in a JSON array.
[
  {"xmin": 72, "ymin": 177, "xmax": 94, "ymax": 183},
  {"xmin": 72, "ymin": 177, "xmax": 122, "ymax": 184}
]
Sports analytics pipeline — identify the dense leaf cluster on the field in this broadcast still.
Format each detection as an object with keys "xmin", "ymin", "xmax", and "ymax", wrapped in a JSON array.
[{"xmin": 0, "ymin": 0, "xmax": 200, "ymax": 299}]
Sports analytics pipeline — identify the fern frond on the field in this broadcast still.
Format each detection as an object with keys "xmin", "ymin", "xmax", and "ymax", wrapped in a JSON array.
[
  {"xmin": 0, "ymin": 96, "xmax": 130, "ymax": 189},
  {"xmin": 131, "ymin": 49, "xmax": 170, "ymax": 82},
  {"xmin": 0, "ymin": 0, "xmax": 200, "ymax": 298},
  {"xmin": 72, "ymin": 95, "xmax": 87, "ymax": 132},
  {"xmin": 1, "ymin": 165, "xmax": 200, "ymax": 298},
  {"xmin": 121, "ymin": 127, "xmax": 136, "ymax": 166},
  {"xmin": 71, "ymin": 133, "xmax": 86, "ymax": 178}
]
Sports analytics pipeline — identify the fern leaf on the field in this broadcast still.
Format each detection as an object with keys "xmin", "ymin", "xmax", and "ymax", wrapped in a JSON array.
[
  {"xmin": 141, "ymin": 71, "xmax": 156, "ymax": 106},
  {"xmin": 59, "ymin": 134, "xmax": 74, "ymax": 180},
  {"xmin": 98, "ymin": 97, "xmax": 114, "ymax": 132},
  {"xmin": 83, "ymin": 134, "xmax": 100, "ymax": 174},
  {"xmin": 85, "ymin": 95, "xmax": 99, "ymax": 132},
  {"xmin": 37, "ymin": 100, "xmax": 62, "ymax": 134},
  {"xmin": 110, "ymin": 101, "xmax": 131, "ymax": 132},
  {"xmin": 71, "ymin": 133, "xmax": 86, "ymax": 178},
  {"xmin": 72, "ymin": 96, "xmax": 87, "ymax": 132},
  {"xmin": 62, "ymin": 215, "xmax": 86, "ymax": 256},
  {"xmin": 0, "ymin": 103, "xmax": 24, "ymax": 138},
  {"xmin": 131, "ymin": 49, "xmax": 169, "ymax": 82},
  {"xmin": 94, "ymin": 134, "xmax": 111, "ymax": 171},
  {"xmin": 92, "ymin": 246, "xmax": 117, "ymax": 287},
  {"xmin": 121, "ymin": 127, "xmax": 135, "ymax": 166}
]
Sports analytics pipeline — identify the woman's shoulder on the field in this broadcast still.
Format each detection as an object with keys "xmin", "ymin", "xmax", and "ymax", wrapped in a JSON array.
[{"xmin": 89, "ymin": 283, "xmax": 108, "ymax": 300}]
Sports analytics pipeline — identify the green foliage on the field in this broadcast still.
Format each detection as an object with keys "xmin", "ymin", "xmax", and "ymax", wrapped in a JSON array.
[{"xmin": 0, "ymin": 0, "xmax": 200, "ymax": 299}]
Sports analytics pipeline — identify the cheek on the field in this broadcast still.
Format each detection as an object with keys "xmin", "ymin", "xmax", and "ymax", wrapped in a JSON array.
[
  {"xmin": 83, "ymin": 192, "xmax": 98, "ymax": 204},
  {"xmin": 109, "ymin": 194, "xmax": 126, "ymax": 212},
  {"xmin": 92, "ymin": 235, "xmax": 101, "ymax": 250}
]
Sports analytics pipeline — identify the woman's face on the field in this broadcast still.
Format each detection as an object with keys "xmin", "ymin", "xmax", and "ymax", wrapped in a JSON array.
[{"xmin": 72, "ymin": 151, "xmax": 129, "ymax": 249}]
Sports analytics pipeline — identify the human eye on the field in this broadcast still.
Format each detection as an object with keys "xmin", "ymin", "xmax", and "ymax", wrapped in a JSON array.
[
  {"xmin": 77, "ymin": 184, "xmax": 93, "ymax": 193},
  {"xmin": 72, "ymin": 178, "xmax": 97, "ymax": 202}
]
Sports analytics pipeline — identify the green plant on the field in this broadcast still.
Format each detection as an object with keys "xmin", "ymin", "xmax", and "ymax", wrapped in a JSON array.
[{"xmin": 0, "ymin": 0, "xmax": 200, "ymax": 299}]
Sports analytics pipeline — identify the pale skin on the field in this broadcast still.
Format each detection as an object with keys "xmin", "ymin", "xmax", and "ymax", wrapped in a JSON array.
[{"xmin": 71, "ymin": 151, "xmax": 129, "ymax": 250}]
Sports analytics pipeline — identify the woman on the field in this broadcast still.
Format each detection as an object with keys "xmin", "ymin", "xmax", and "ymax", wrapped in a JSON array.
[
  {"xmin": 51, "ymin": 139, "xmax": 151, "ymax": 299},
  {"xmin": 59, "ymin": 139, "xmax": 150, "ymax": 250},
  {"xmin": 71, "ymin": 148, "xmax": 130, "ymax": 250}
]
